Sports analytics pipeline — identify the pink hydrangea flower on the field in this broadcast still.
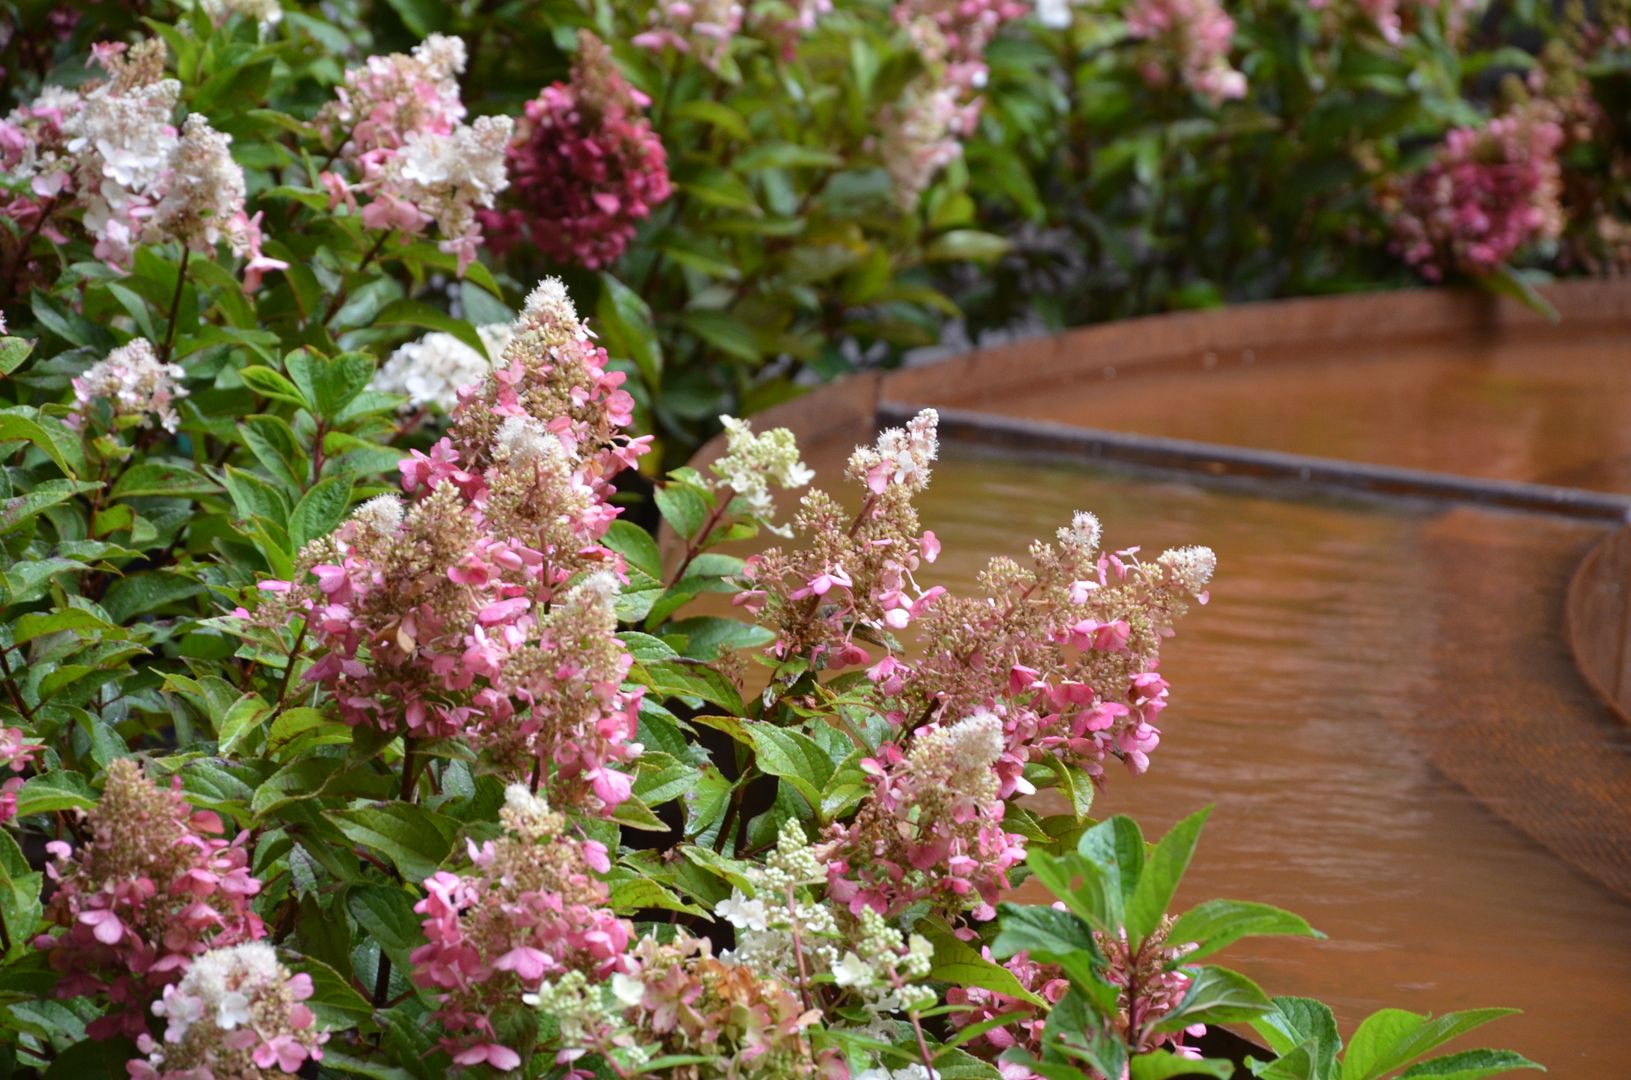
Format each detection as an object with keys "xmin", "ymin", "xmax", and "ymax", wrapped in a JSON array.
[
  {"xmin": 482, "ymin": 31, "xmax": 672, "ymax": 270},
  {"xmin": 410, "ymin": 786, "xmax": 633, "ymax": 1069},
  {"xmin": 34, "ymin": 759, "xmax": 264, "ymax": 1040},
  {"xmin": 1379, "ymin": 103, "xmax": 1565, "ymax": 281}
]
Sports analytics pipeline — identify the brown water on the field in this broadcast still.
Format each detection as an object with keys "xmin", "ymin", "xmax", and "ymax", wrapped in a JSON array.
[
  {"xmin": 909, "ymin": 452, "xmax": 1631, "ymax": 1075},
  {"xmin": 975, "ymin": 329, "xmax": 1631, "ymax": 492}
]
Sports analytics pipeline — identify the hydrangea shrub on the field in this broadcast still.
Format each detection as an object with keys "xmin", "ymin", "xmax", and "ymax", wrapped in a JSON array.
[{"xmin": 0, "ymin": 4, "xmax": 1583, "ymax": 1077}]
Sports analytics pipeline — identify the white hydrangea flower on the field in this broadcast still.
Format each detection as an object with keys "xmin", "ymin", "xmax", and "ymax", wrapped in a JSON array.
[
  {"xmin": 610, "ymin": 972, "xmax": 645, "ymax": 1007},
  {"xmin": 146, "ymin": 113, "xmax": 250, "ymax": 255},
  {"xmin": 833, "ymin": 951, "xmax": 874, "ymax": 988},
  {"xmin": 1056, "ymin": 510, "xmax": 1102, "ymax": 553},
  {"xmin": 370, "ymin": 322, "xmax": 512, "ymax": 411},
  {"xmin": 717, "ymin": 891, "xmax": 771, "ymax": 932},
  {"xmin": 1156, "ymin": 545, "xmax": 1217, "ymax": 595},
  {"xmin": 352, "ymin": 494, "xmax": 406, "ymax": 537},
  {"xmin": 200, "ymin": 0, "xmax": 284, "ymax": 29},
  {"xmin": 1034, "ymin": 0, "xmax": 1077, "ymax": 28},
  {"xmin": 712, "ymin": 415, "xmax": 813, "ymax": 525}
]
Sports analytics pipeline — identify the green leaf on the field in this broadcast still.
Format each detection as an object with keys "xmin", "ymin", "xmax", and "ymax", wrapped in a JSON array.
[
  {"xmin": 109, "ymin": 461, "xmax": 219, "ymax": 499},
  {"xmin": 1168, "ymin": 900, "xmax": 1322, "ymax": 964},
  {"xmin": 607, "ymin": 873, "xmax": 708, "ymax": 917},
  {"xmin": 734, "ymin": 142, "xmax": 843, "ymax": 170},
  {"xmin": 677, "ymin": 311, "xmax": 760, "ymax": 363},
  {"xmin": 924, "ymin": 230, "xmax": 1012, "ymax": 263},
  {"xmin": 286, "ymin": 350, "xmax": 376, "ymax": 421},
  {"xmin": 15, "ymin": 771, "xmax": 97, "ymax": 816},
  {"xmin": 597, "ymin": 274, "xmax": 663, "ymax": 389},
  {"xmin": 12, "ymin": 609, "xmax": 122, "ymax": 646},
  {"xmin": 666, "ymin": 616, "xmax": 773, "ymax": 660},
  {"xmin": 1340, "ymin": 1009, "xmax": 1520, "ymax": 1080},
  {"xmin": 1127, "ymin": 807, "xmax": 1210, "ymax": 943},
  {"xmin": 347, "ymin": 883, "xmax": 428, "ymax": 980},
  {"xmin": 1156, "ymin": 966, "xmax": 1273, "ymax": 1031},
  {"xmin": 0, "ymin": 411, "xmax": 80, "ymax": 477},
  {"xmin": 604, "ymin": 518, "xmax": 663, "ymax": 580},
  {"xmin": 922, "ymin": 920, "xmax": 1045, "ymax": 1006},
  {"xmin": 1127, "ymin": 1052, "xmax": 1233, "ymax": 1079},
  {"xmin": 1395, "ymin": 1049, "xmax": 1544, "ymax": 1079},
  {"xmin": 288, "ymin": 951, "xmax": 373, "ymax": 1029},
  {"xmin": 1041, "ymin": 754, "xmax": 1094, "ymax": 822},
  {"xmin": 1251, "ymin": 998, "xmax": 1341, "ymax": 1080},
  {"xmin": 290, "ymin": 472, "xmax": 354, "ymax": 548},
  {"xmin": 671, "ymin": 99, "xmax": 751, "ymax": 139},
  {"xmin": 224, "ymin": 465, "xmax": 294, "ymax": 524},
  {"xmin": 328, "ymin": 803, "xmax": 460, "ymax": 883},
  {"xmin": 620, "ymin": 631, "xmax": 680, "ymax": 662},
  {"xmin": 251, "ymin": 758, "xmax": 343, "ymax": 818},
  {"xmin": 655, "ymin": 482, "xmax": 710, "ymax": 540},
  {"xmin": 0, "ymin": 480, "xmax": 99, "ymax": 534},
  {"xmin": 374, "ymin": 301, "xmax": 488, "ymax": 363},
  {"xmin": 240, "ymin": 365, "xmax": 309, "ymax": 408},
  {"xmin": 381, "ymin": 0, "xmax": 448, "ymax": 36},
  {"xmin": 240, "ymin": 415, "xmax": 310, "ymax": 492},
  {"xmin": 1477, "ymin": 266, "xmax": 1558, "ymax": 322},
  {"xmin": 216, "ymin": 692, "xmax": 272, "ymax": 754},
  {"xmin": 101, "ymin": 571, "xmax": 203, "ymax": 622},
  {"xmin": 0, "ymin": 336, "xmax": 36, "ymax": 375},
  {"xmin": 0, "ymin": 829, "xmax": 43, "ymax": 958},
  {"xmin": 1253, "ymin": 1040, "xmax": 1320, "ymax": 1080},
  {"xmin": 745, "ymin": 724, "xmax": 834, "ymax": 813},
  {"xmin": 266, "ymin": 707, "xmax": 352, "ymax": 759},
  {"xmin": 638, "ymin": 660, "xmax": 746, "ymax": 714},
  {"xmin": 990, "ymin": 901, "xmax": 1108, "ymax": 1004},
  {"xmin": 1076, "ymin": 815, "xmax": 1146, "ymax": 928}
]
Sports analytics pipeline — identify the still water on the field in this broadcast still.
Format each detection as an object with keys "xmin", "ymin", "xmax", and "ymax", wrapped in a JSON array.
[
  {"xmin": 909, "ymin": 452, "xmax": 1631, "ymax": 1075},
  {"xmin": 975, "ymin": 326, "xmax": 1631, "ymax": 492}
]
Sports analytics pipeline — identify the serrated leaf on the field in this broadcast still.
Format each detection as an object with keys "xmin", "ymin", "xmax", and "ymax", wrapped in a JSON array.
[
  {"xmin": 0, "ymin": 411, "xmax": 80, "ymax": 477},
  {"xmin": 1395, "ymin": 1048, "xmax": 1543, "ymax": 1079},
  {"xmin": 110, "ymin": 461, "xmax": 220, "ymax": 499},
  {"xmin": 0, "ymin": 829, "xmax": 42, "ymax": 958},
  {"xmin": 0, "ymin": 336, "xmax": 34, "ymax": 376},
  {"xmin": 1155, "ymin": 965, "xmax": 1272, "ymax": 1031},
  {"xmin": 1127, "ymin": 807, "xmax": 1210, "ymax": 943},
  {"xmin": 12, "ymin": 609, "xmax": 122, "ymax": 646},
  {"xmin": 216, "ymin": 692, "xmax": 271, "ymax": 754},
  {"xmin": 15, "ymin": 771, "xmax": 97, "ymax": 816},
  {"xmin": 1340, "ymin": 1009, "xmax": 1520, "ymax": 1080},
  {"xmin": 290, "ymin": 472, "xmax": 354, "ymax": 548},
  {"xmin": 922, "ymin": 920, "xmax": 1045, "ymax": 1006},
  {"xmin": 328, "ymin": 803, "xmax": 459, "ymax": 883},
  {"xmin": 1168, "ymin": 900, "xmax": 1322, "ymax": 964},
  {"xmin": 745, "ymin": 723, "xmax": 834, "ymax": 813}
]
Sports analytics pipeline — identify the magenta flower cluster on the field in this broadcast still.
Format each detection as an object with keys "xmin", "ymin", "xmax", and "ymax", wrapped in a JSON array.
[
  {"xmin": 316, "ymin": 34, "xmax": 511, "ymax": 273},
  {"xmin": 745, "ymin": 412, "xmax": 1215, "ymax": 925},
  {"xmin": 482, "ymin": 32, "xmax": 673, "ymax": 271},
  {"xmin": 0, "ymin": 726, "xmax": 39, "ymax": 826},
  {"xmin": 0, "ymin": 39, "xmax": 283, "ymax": 284},
  {"xmin": 411, "ymin": 785, "xmax": 633, "ymax": 1070},
  {"xmin": 1383, "ymin": 105, "xmax": 1566, "ymax": 281},
  {"xmin": 33, "ymin": 759, "xmax": 265, "ymax": 1041},
  {"xmin": 949, "ymin": 927, "xmax": 1207, "ymax": 1080},
  {"xmin": 1124, "ymin": 0, "xmax": 1247, "ymax": 104},
  {"xmin": 258, "ymin": 278, "xmax": 649, "ymax": 811}
]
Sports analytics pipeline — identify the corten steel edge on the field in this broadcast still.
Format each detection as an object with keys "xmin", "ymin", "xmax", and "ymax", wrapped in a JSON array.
[{"xmin": 682, "ymin": 278, "xmax": 1631, "ymax": 904}]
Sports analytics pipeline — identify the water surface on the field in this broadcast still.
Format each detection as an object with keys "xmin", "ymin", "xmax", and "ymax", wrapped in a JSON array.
[{"xmin": 972, "ymin": 328, "xmax": 1631, "ymax": 492}]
